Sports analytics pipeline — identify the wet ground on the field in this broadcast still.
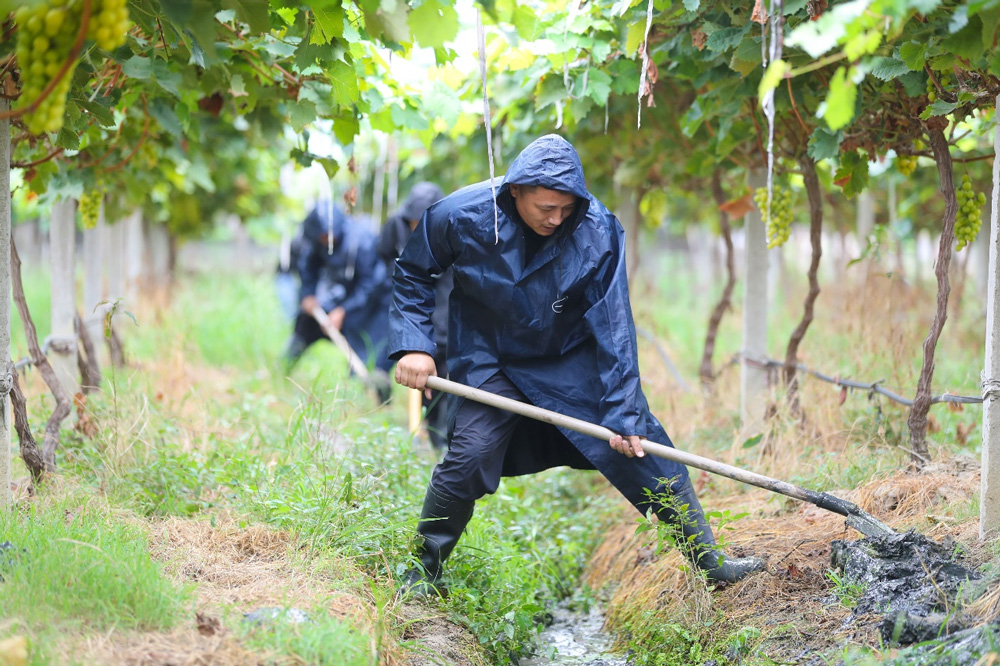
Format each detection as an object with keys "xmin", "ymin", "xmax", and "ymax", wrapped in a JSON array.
[
  {"xmin": 521, "ymin": 603, "xmax": 629, "ymax": 666},
  {"xmin": 831, "ymin": 530, "xmax": 981, "ymax": 645}
]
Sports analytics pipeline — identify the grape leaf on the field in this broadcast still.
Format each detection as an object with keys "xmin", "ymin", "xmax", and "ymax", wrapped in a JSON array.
[
  {"xmin": 834, "ymin": 150, "xmax": 869, "ymax": 199},
  {"xmin": 408, "ymin": 0, "xmax": 459, "ymax": 49},
  {"xmin": 868, "ymin": 57, "xmax": 910, "ymax": 82},
  {"xmin": 327, "ymin": 60, "xmax": 360, "ymax": 107},
  {"xmin": 899, "ymin": 42, "xmax": 927, "ymax": 71},
  {"xmin": 807, "ymin": 127, "xmax": 843, "ymax": 161},
  {"xmin": 822, "ymin": 66, "xmax": 857, "ymax": 131}
]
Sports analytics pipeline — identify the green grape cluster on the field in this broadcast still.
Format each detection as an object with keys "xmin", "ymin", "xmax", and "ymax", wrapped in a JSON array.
[
  {"xmin": 78, "ymin": 181, "xmax": 106, "ymax": 229},
  {"xmin": 14, "ymin": 0, "xmax": 130, "ymax": 135},
  {"xmin": 955, "ymin": 174, "xmax": 986, "ymax": 251},
  {"xmin": 896, "ymin": 154, "xmax": 918, "ymax": 176},
  {"xmin": 926, "ymin": 73, "xmax": 951, "ymax": 103},
  {"xmin": 754, "ymin": 185, "xmax": 794, "ymax": 249}
]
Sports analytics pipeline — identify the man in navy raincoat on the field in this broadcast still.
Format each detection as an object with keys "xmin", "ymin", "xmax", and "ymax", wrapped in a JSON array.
[
  {"xmin": 285, "ymin": 201, "xmax": 393, "ymax": 399},
  {"xmin": 377, "ymin": 182, "xmax": 453, "ymax": 450},
  {"xmin": 390, "ymin": 135, "xmax": 763, "ymax": 594}
]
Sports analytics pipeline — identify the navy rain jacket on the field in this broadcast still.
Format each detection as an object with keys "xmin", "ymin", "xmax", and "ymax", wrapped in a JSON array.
[
  {"xmin": 389, "ymin": 135, "xmax": 688, "ymax": 510},
  {"xmin": 299, "ymin": 202, "xmax": 392, "ymax": 371}
]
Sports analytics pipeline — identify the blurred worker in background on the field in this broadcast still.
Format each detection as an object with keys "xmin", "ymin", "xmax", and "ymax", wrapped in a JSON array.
[
  {"xmin": 377, "ymin": 182, "xmax": 451, "ymax": 450},
  {"xmin": 284, "ymin": 201, "xmax": 393, "ymax": 401},
  {"xmin": 390, "ymin": 135, "xmax": 764, "ymax": 597}
]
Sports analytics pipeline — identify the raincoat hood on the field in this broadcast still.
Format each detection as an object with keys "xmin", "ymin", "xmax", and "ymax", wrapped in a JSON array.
[
  {"xmin": 399, "ymin": 182, "xmax": 444, "ymax": 222},
  {"xmin": 497, "ymin": 135, "xmax": 591, "ymax": 234},
  {"xmin": 302, "ymin": 201, "xmax": 348, "ymax": 245}
]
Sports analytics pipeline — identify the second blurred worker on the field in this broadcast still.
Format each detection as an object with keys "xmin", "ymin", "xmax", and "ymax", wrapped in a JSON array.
[{"xmin": 285, "ymin": 202, "xmax": 393, "ymax": 400}]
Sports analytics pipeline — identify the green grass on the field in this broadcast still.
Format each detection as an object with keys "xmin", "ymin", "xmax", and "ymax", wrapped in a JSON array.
[
  {"xmin": 237, "ymin": 606, "xmax": 377, "ymax": 666},
  {"xmin": 5, "ymin": 269, "xmax": 612, "ymax": 665},
  {"xmin": 5, "ymin": 253, "xmax": 993, "ymax": 665},
  {"xmin": 0, "ymin": 497, "xmax": 190, "ymax": 630}
]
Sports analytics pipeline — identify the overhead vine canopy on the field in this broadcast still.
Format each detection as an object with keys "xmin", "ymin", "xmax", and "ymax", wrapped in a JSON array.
[
  {"xmin": 1, "ymin": 0, "xmax": 467, "ymax": 229},
  {"xmin": 465, "ymin": 0, "xmax": 998, "ymax": 209}
]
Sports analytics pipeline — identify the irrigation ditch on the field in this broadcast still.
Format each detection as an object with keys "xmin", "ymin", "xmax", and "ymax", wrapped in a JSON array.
[{"xmin": 489, "ymin": 457, "xmax": 1000, "ymax": 666}]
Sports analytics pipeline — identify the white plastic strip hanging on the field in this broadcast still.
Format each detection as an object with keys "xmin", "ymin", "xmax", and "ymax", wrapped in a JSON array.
[
  {"xmin": 762, "ymin": 0, "xmax": 784, "ymax": 220},
  {"xmin": 637, "ymin": 0, "xmax": 654, "ymax": 129},
  {"xmin": 327, "ymin": 180, "xmax": 335, "ymax": 256},
  {"xmin": 477, "ymin": 10, "xmax": 500, "ymax": 244}
]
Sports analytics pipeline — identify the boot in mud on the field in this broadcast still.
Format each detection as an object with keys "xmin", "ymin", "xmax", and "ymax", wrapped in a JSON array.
[
  {"xmin": 663, "ymin": 481, "xmax": 765, "ymax": 584},
  {"xmin": 398, "ymin": 485, "xmax": 475, "ymax": 600}
]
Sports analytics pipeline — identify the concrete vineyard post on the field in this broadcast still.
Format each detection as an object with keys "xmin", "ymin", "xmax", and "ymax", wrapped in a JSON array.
[
  {"xmin": 741, "ymin": 169, "xmax": 769, "ymax": 433},
  {"xmin": 125, "ymin": 210, "xmax": 144, "ymax": 302},
  {"xmin": 0, "ymin": 101, "xmax": 11, "ymax": 509},
  {"xmin": 372, "ymin": 137, "xmax": 386, "ymax": 232},
  {"xmin": 82, "ymin": 202, "xmax": 105, "ymax": 354},
  {"xmin": 105, "ymin": 217, "xmax": 124, "ymax": 302},
  {"xmin": 148, "ymin": 223, "xmax": 170, "ymax": 288},
  {"xmin": 387, "ymin": 135, "xmax": 399, "ymax": 217},
  {"xmin": 616, "ymin": 185, "xmax": 641, "ymax": 283},
  {"xmin": 856, "ymin": 190, "xmax": 875, "ymax": 250},
  {"xmin": 981, "ymin": 94, "xmax": 1000, "ymax": 540},
  {"xmin": 49, "ymin": 198, "xmax": 79, "ymax": 396}
]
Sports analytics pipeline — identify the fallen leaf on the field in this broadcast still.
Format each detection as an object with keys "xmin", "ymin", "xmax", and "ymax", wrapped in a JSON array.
[
  {"xmin": 956, "ymin": 422, "xmax": 972, "ymax": 446},
  {"xmin": 196, "ymin": 612, "xmax": 221, "ymax": 637},
  {"xmin": 928, "ymin": 414, "xmax": 941, "ymax": 434},
  {"xmin": 342, "ymin": 186, "xmax": 357, "ymax": 210},
  {"xmin": 0, "ymin": 636, "xmax": 29, "ymax": 666},
  {"xmin": 806, "ymin": 0, "xmax": 828, "ymax": 20},
  {"xmin": 690, "ymin": 28, "xmax": 707, "ymax": 51},
  {"xmin": 197, "ymin": 93, "xmax": 224, "ymax": 117},
  {"xmin": 718, "ymin": 193, "xmax": 754, "ymax": 219}
]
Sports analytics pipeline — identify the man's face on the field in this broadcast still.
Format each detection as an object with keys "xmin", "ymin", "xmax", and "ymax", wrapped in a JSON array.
[{"xmin": 509, "ymin": 185, "xmax": 577, "ymax": 237}]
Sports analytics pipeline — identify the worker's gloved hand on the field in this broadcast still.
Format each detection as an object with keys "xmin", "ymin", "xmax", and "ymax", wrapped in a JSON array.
[
  {"xmin": 609, "ymin": 434, "xmax": 645, "ymax": 458},
  {"xmin": 395, "ymin": 352, "xmax": 437, "ymax": 399}
]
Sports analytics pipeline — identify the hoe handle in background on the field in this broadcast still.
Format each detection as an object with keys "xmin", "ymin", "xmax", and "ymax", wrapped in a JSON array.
[
  {"xmin": 310, "ymin": 306, "xmax": 371, "ymax": 378},
  {"xmin": 424, "ymin": 375, "xmax": 894, "ymax": 538}
]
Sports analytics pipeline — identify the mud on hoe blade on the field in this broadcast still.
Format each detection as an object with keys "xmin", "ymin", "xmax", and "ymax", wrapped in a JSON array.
[{"xmin": 425, "ymin": 376, "xmax": 896, "ymax": 538}]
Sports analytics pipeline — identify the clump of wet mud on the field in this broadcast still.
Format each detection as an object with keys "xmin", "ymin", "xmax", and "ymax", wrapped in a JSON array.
[
  {"xmin": 831, "ymin": 530, "xmax": 981, "ymax": 646},
  {"xmin": 877, "ymin": 622, "xmax": 1000, "ymax": 665}
]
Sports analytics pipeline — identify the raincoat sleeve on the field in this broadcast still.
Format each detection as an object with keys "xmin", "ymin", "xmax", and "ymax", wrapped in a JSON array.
[
  {"xmin": 336, "ymin": 241, "xmax": 387, "ymax": 318},
  {"xmin": 297, "ymin": 238, "xmax": 323, "ymax": 301},
  {"xmin": 388, "ymin": 211, "xmax": 455, "ymax": 359},
  {"xmin": 583, "ymin": 222, "xmax": 645, "ymax": 437}
]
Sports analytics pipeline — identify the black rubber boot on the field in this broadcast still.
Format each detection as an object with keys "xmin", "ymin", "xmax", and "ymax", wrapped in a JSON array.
[
  {"xmin": 283, "ymin": 334, "xmax": 310, "ymax": 371},
  {"xmin": 398, "ymin": 485, "xmax": 475, "ymax": 598},
  {"xmin": 660, "ymin": 481, "xmax": 765, "ymax": 584}
]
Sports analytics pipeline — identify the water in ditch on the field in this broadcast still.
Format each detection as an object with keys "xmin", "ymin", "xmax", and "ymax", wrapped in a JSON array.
[{"xmin": 521, "ymin": 603, "xmax": 629, "ymax": 666}]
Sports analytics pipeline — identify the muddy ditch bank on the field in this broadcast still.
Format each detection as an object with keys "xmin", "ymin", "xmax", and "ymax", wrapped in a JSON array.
[
  {"xmin": 831, "ymin": 530, "xmax": 982, "ymax": 646},
  {"xmin": 576, "ymin": 463, "xmax": 997, "ymax": 666}
]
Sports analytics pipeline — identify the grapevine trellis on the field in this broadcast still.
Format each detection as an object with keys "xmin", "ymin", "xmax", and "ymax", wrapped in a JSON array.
[{"xmin": 2, "ymin": 1, "xmax": 1000, "ymax": 532}]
